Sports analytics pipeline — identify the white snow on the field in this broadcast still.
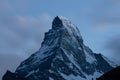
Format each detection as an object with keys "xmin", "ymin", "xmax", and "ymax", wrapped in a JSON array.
[
  {"xmin": 58, "ymin": 16, "xmax": 82, "ymax": 38},
  {"xmin": 49, "ymin": 69, "xmax": 54, "ymax": 73},
  {"xmin": 49, "ymin": 77, "xmax": 54, "ymax": 80},
  {"xmin": 25, "ymin": 68, "xmax": 39, "ymax": 77},
  {"xmin": 30, "ymin": 38, "xmax": 59, "ymax": 64},
  {"xmin": 55, "ymin": 54, "xmax": 64, "ymax": 61},
  {"xmin": 87, "ymin": 72, "xmax": 102, "ymax": 80},
  {"xmin": 58, "ymin": 16, "xmax": 69, "ymax": 21},
  {"xmin": 78, "ymin": 47, "xmax": 82, "ymax": 50},
  {"xmin": 36, "ymin": 46, "xmax": 49, "ymax": 57},
  {"xmin": 84, "ymin": 49, "xmax": 96, "ymax": 64},
  {"xmin": 17, "ymin": 65, "xmax": 27, "ymax": 70},
  {"xmin": 25, "ymin": 70, "xmax": 35, "ymax": 77},
  {"xmin": 20, "ymin": 46, "xmax": 50, "ymax": 70},
  {"xmin": 60, "ymin": 73, "xmax": 86, "ymax": 80},
  {"xmin": 61, "ymin": 48, "xmax": 82, "ymax": 71},
  {"xmin": 59, "ymin": 70, "xmax": 103, "ymax": 80}
]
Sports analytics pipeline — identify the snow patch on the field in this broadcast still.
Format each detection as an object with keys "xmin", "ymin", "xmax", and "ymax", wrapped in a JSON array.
[
  {"xmin": 60, "ymin": 73, "xmax": 86, "ymax": 80},
  {"xmin": 84, "ymin": 49, "xmax": 96, "ymax": 64},
  {"xmin": 58, "ymin": 16, "xmax": 82, "ymax": 38},
  {"xmin": 25, "ymin": 69, "xmax": 39, "ymax": 77},
  {"xmin": 58, "ymin": 16, "xmax": 69, "ymax": 21},
  {"xmin": 87, "ymin": 72, "xmax": 102, "ymax": 80},
  {"xmin": 49, "ymin": 77, "xmax": 54, "ymax": 80},
  {"xmin": 25, "ymin": 70, "xmax": 34, "ymax": 77},
  {"xmin": 78, "ymin": 47, "xmax": 82, "ymax": 50},
  {"xmin": 61, "ymin": 48, "xmax": 82, "ymax": 71}
]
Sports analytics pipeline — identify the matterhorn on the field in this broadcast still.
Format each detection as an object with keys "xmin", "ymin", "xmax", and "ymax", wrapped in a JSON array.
[{"xmin": 3, "ymin": 16, "xmax": 117, "ymax": 80}]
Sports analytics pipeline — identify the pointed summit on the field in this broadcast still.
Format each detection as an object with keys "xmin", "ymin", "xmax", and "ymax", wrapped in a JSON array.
[
  {"xmin": 52, "ymin": 16, "xmax": 63, "ymax": 29},
  {"xmin": 41, "ymin": 16, "xmax": 83, "ymax": 50},
  {"xmin": 52, "ymin": 16, "xmax": 71, "ymax": 29},
  {"xmin": 2, "ymin": 16, "xmax": 116, "ymax": 80},
  {"xmin": 52, "ymin": 16, "xmax": 82, "ymax": 40}
]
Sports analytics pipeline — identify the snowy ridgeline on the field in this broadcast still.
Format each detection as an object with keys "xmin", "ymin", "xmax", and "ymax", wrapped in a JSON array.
[{"xmin": 2, "ymin": 16, "xmax": 117, "ymax": 80}]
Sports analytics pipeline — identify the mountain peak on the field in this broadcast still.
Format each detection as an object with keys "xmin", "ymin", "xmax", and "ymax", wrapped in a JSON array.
[
  {"xmin": 57, "ymin": 16, "xmax": 69, "ymax": 21},
  {"xmin": 54, "ymin": 16, "xmax": 69, "ymax": 21},
  {"xmin": 52, "ymin": 16, "xmax": 63, "ymax": 29},
  {"xmin": 52, "ymin": 16, "xmax": 74, "ymax": 28},
  {"xmin": 52, "ymin": 16, "xmax": 82, "ymax": 39},
  {"xmin": 41, "ymin": 16, "xmax": 83, "ymax": 50},
  {"xmin": 2, "ymin": 16, "xmax": 116, "ymax": 80},
  {"xmin": 52, "ymin": 16, "xmax": 70, "ymax": 29}
]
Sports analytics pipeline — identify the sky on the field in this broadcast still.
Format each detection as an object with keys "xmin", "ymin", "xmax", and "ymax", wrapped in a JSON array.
[{"xmin": 0, "ymin": 0, "xmax": 120, "ymax": 79}]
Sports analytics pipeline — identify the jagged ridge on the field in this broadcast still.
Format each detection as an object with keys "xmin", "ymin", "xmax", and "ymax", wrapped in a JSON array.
[{"xmin": 3, "ymin": 16, "xmax": 116, "ymax": 80}]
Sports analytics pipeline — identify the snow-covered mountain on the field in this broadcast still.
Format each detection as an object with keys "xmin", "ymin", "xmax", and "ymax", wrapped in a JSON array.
[{"xmin": 3, "ymin": 16, "xmax": 117, "ymax": 80}]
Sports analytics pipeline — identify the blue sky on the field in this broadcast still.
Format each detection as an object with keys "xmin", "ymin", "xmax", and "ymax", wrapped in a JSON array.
[{"xmin": 0, "ymin": 0, "xmax": 120, "ymax": 79}]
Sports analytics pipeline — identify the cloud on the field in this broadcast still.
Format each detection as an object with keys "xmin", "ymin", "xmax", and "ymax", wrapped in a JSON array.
[
  {"xmin": 105, "ymin": 35, "xmax": 120, "ymax": 54},
  {"xmin": 0, "ymin": 14, "xmax": 52, "ymax": 56},
  {"xmin": 0, "ymin": 54, "xmax": 23, "ymax": 80},
  {"xmin": 0, "ymin": 0, "xmax": 15, "ymax": 16},
  {"xmin": 0, "ymin": 2, "xmax": 52, "ymax": 78},
  {"xmin": 79, "ymin": 0, "xmax": 120, "ymax": 30},
  {"xmin": 0, "ymin": 14, "xmax": 52, "ymax": 79},
  {"xmin": 104, "ymin": 35, "xmax": 120, "ymax": 63},
  {"xmin": 0, "ymin": 14, "xmax": 52, "ymax": 80},
  {"xmin": 0, "ymin": 0, "xmax": 52, "ymax": 79}
]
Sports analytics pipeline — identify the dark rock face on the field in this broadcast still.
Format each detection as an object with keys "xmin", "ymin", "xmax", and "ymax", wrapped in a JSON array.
[
  {"xmin": 2, "ymin": 70, "xmax": 30, "ymax": 80},
  {"xmin": 97, "ymin": 66, "xmax": 120, "ymax": 80},
  {"xmin": 2, "ymin": 16, "xmax": 116, "ymax": 80},
  {"xmin": 94, "ymin": 54, "xmax": 113, "ymax": 73}
]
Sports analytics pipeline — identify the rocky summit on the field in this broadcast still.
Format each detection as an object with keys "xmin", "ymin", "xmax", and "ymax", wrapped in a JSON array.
[{"xmin": 3, "ymin": 16, "xmax": 117, "ymax": 80}]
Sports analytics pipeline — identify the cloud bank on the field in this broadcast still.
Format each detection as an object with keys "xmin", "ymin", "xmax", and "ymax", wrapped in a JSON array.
[
  {"xmin": 0, "ymin": 1, "xmax": 52, "ymax": 79},
  {"xmin": 105, "ymin": 35, "xmax": 120, "ymax": 56}
]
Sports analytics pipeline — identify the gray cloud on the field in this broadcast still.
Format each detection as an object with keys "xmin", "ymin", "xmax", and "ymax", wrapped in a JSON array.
[
  {"xmin": 0, "ymin": 54, "xmax": 23, "ymax": 80},
  {"xmin": 0, "ymin": 14, "xmax": 51, "ymax": 56},
  {"xmin": 0, "ymin": 14, "xmax": 52, "ymax": 80},
  {"xmin": 104, "ymin": 35, "xmax": 120, "ymax": 64},
  {"xmin": 0, "ymin": 1, "xmax": 52, "ymax": 79},
  {"xmin": 75, "ymin": 0, "xmax": 120, "ymax": 63},
  {"xmin": 0, "ymin": 0, "xmax": 52, "ymax": 79},
  {"xmin": 105, "ymin": 35, "xmax": 120, "ymax": 54},
  {"xmin": 79, "ymin": 0, "xmax": 120, "ymax": 29},
  {"xmin": 0, "ymin": 14, "xmax": 52, "ymax": 79}
]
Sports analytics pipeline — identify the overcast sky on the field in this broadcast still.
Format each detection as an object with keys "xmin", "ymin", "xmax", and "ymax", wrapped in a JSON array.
[{"xmin": 0, "ymin": 0, "xmax": 120, "ymax": 79}]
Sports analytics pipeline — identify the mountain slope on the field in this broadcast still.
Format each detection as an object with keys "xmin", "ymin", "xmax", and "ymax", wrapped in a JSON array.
[
  {"xmin": 97, "ymin": 66, "xmax": 120, "ymax": 80},
  {"xmin": 3, "ymin": 16, "xmax": 116, "ymax": 80}
]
